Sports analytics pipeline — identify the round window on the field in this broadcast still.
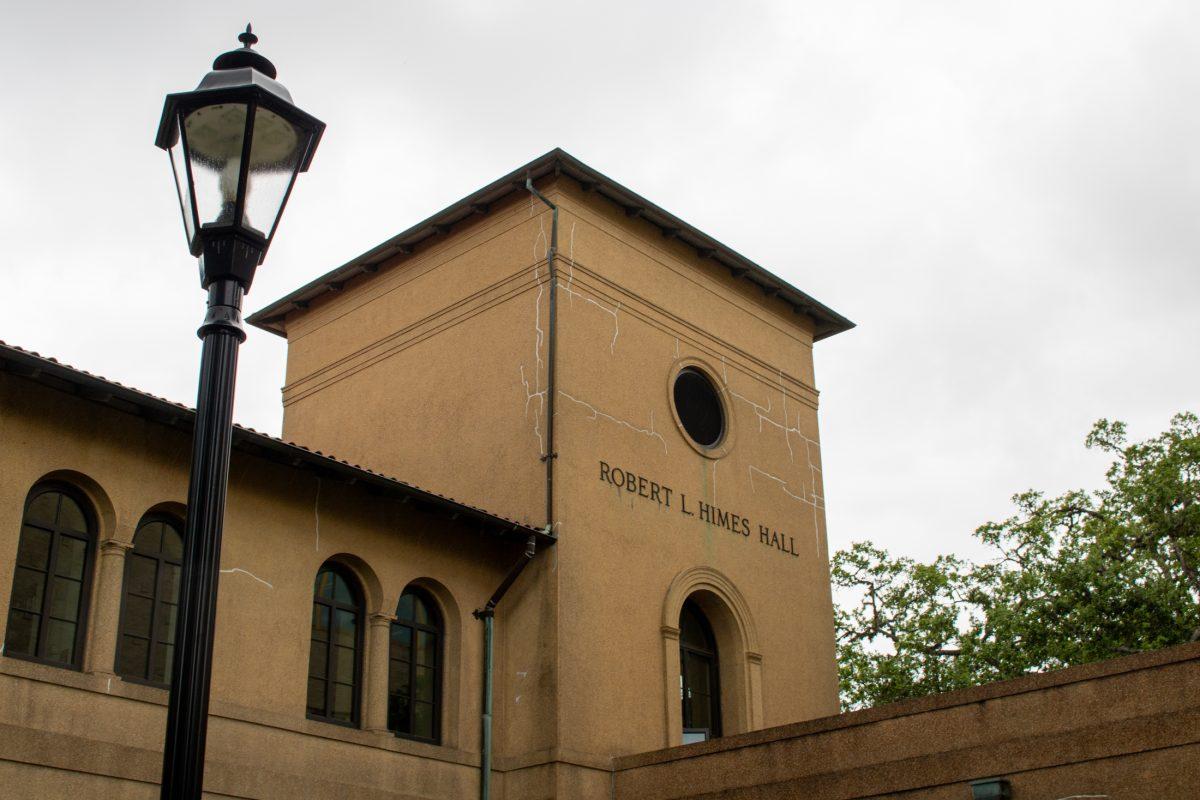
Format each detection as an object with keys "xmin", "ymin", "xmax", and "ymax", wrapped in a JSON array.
[{"xmin": 672, "ymin": 367, "xmax": 725, "ymax": 448}]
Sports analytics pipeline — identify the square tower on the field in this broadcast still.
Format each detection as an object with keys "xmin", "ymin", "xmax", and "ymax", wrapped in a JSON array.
[{"xmin": 248, "ymin": 149, "xmax": 853, "ymax": 798}]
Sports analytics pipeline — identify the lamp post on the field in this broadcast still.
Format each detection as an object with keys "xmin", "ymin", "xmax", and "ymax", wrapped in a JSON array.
[{"xmin": 154, "ymin": 26, "xmax": 324, "ymax": 799}]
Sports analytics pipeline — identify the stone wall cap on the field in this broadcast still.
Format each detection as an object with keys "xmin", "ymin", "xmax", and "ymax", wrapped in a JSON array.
[{"xmin": 614, "ymin": 639, "xmax": 1200, "ymax": 771}]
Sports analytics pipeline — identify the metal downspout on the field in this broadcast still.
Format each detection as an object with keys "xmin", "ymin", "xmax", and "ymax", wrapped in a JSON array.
[
  {"xmin": 474, "ymin": 535, "xmax": 538, "ymax": 800},
  {"xmin": 480, "ymin": 613, "xmax": 494, "ymax": 800},
  {"xmin": 471, "ymin": 177, "xmax": 557, "ymax": 800},
  {"xmin": 526, "ymin": 177, "xmax": 558, "ymax": 527}
]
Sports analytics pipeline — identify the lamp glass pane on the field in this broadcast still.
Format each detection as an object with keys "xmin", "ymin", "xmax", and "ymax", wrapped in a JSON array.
[
  {"xmin": 242, "ymin": 107, "xmax": 305, "ymax": 239},
  {"xmin": 167, "ymin": 129, "xmax": 195, "ymax": 244},
  {"xmin": 183, "ymin": 102, "xmax": 249, "ymax": 229}
]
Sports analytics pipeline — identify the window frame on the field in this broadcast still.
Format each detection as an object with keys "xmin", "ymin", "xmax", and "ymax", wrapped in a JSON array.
[
  {"xmin": 667, "ymin": 359, "xmax": 735, "ymax": 460},
  {"xmin": 114, "ymin": 513, "xmax": 184, "ymax": 688},
  {"xmin": 673, "ymin": 366, "xmax": 726, "ymax": 449},
  {"xmin": 679, "ymin": 600, "xmax": 722, "ymax": 741},
  {"xmin": 306, "ymin": 562, "xmax": 364, "ymax": 728},
  {"xmin": 4, "ymin": 483, "xmax": 97, "ymax": 671},
  {"xmin": 387, "ymin": 587, "xmax": 443, "ymax": 745}
]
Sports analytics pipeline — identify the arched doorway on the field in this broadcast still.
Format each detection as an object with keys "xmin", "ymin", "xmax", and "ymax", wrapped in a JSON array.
[
  {"xmin": 662, "ymin": 566, "xmax": 764, "ymax": 746},
  {"xmin": 680, "ymin": 599, "xmax": 721, "ymax": 743}
]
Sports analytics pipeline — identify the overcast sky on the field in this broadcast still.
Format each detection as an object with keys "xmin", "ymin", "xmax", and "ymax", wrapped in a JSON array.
[{"xmin": 2, "ymin": 1, "xmax": 1196, "ymax": 564}]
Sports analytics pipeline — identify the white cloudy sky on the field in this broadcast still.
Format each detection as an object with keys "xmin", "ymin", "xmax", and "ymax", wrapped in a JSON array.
[{"xmin": 2, "ymin": 1, "xmax": 1196, "ymax": 564}]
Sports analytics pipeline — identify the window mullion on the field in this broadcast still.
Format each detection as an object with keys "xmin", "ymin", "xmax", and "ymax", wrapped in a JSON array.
[
  {"xmin": 37, "ymin": 529, "xmax": 61, "ymax": 660},
  {"xmin": 44, "ymin": 494, "xmax": 68, "ymax": 661},
  {"xmin": 410, "ymin": 623, "xmax": 418, "ymax": 732},
  {"xmin": 408, "ymin": 638, "xmax": 416, "ymax": 731},
  {"xmin": 116, "ymin": 554, "xmax": 133, "ymax": 673},
  {"xmin": 324, "ymin": 601, "xmax": 335, "ymax": 718},
  {"xmin": 354, "ymin": 601, "xmax": 362, "ymax": 725},
  {"xmin": 74, "ymin": 532, "xmax": 92, "ymax": 668},
  {"xmin": 147, "ymin": 553, "xmax": 164, "ymax": 680}
]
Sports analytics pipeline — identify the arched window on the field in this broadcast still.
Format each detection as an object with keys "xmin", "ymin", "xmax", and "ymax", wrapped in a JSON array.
[
  {"xmin": 115, "ymin": 515, "xmax": 183, "ymax": 685},
  {"xmin": 5, "ymin": 485, "xmax": 96, "ymax": 668},
  {"xmin": 680, "ymin": 599, "xmax": 721, "ymax": 743},
  {"xmin": 388, "ymin": 587, "xmax": 442, "ymax": 743},
  {"xmin": 307, "ymin": 562, "xmax": 362, "ymax": 726}
]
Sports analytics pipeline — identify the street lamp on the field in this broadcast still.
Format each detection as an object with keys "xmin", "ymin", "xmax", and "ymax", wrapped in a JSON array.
[{"xmin": 154, "ymin": 26, "xmax": 324, "ymax": 799}]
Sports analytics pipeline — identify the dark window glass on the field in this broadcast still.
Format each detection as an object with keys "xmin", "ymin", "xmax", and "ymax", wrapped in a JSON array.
[
  {"xmin": 16, "ymin": 527, "xmax": 52, "ymax": 570},
  {"xmin": 388, "ymin": 587, "xmax": 442, "ymax": 743},
  {"xmin": 25, "ymin": 494, "xmax": 58, "ymax": 526},
  {"xmin": 116, "ymin": 516, "xmax": 184, "ymax": 686},
  {"xmin": 680, "ymin": 600, "xmax": 721, "ymax": 741},
  {"xmin": 673, "ymin": 368, "xmax": 725, "ymax": 448},
  {"xmin": 307, "ymin": 563, "xmax": 362, "ymax": 726},
  {"xmin": 4, "ymin": 487, "xmax": 96, "ymax": 669}
]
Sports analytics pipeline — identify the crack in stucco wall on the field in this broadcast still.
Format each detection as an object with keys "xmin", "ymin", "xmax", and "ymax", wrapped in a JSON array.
[
  {"xmin": 558, "ymin": 390, "xmax": 668, "ymax": 454},
  {"xmin": 520, "ymin": 362, "xmax": 547, "ymax": 457},
  {"xmin": 748, "ymin": 464, "xmax": 825, "ymax": 558},
  {"xmin": 220, "ymin": 567, "xmax": 274, "ymax": 590},
  {"xmin": 519, "ymin": 211, "xmax": 624, "ymax": 462},
  {"xmin": 723, "ymin": 367, "xmax": 823, "ymax": 506},
  {"xmin": 519, "ymin": 252, "xmax": 549, "ymax": 458},
  {"xmin": 747, "ymin": 464, "xmax": 809, "ymax": 506},
  {"xmin": 313, "ymin": 477, "xmax": 321, "ymax": 552},
  {"xmin": 560, "ymin": 277, "xmax": 620, "ymax": 354},
  {"xmin": 723, "ymin": 358, "xmax": 826, "ymax": 559}
]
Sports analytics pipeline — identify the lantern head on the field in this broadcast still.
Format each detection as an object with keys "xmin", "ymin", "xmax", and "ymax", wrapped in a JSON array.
[{"xmin": 156, "ymin": 25, "xmax": 325, "ymax": 290}]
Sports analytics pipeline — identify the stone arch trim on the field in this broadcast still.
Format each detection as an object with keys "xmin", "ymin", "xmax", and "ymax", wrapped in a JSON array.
[
  {"xmin": 30, "ymin": 469, "xmax": 116, "ymax": 543},
  {"xmin": 662, "ymin": 566, "xmax": 760, "ymax": 654},
  {"xmin": 399, "ymin": 576, "xmax": 461, "ymax": 629},
  {"xmin": 319, "ymin": 552, "xmax": 385, "ymax": 618},
  {"xmin": 138, "ymin": 501, "xmax": 187, "ymax": 528},
  {"xmin": 661, "ymin": 566, "xmax": 765, "ymax": 745}
]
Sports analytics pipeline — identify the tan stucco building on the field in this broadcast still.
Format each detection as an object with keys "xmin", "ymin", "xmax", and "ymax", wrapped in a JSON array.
[
  {"xmin": 4, "ymin": 149, "xmax": 1198, "ymax": 799},
  {"xmin": 0, "ymin": 149, "xmax": 854, "ymax": 798}
]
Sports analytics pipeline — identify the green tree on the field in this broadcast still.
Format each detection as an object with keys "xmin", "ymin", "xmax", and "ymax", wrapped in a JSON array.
[{"xmin": 833, "ymin": 412, "xmax": 1200, "ymax": 710}]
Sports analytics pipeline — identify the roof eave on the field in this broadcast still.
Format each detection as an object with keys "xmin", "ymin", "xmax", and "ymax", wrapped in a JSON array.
[
  {"xmin": 246, "ymin": 148, "xmax": 855, "ymax": 341},
  {"xmin": 0, "ymin": 342, "xmax": 552, "ymax": 548}
]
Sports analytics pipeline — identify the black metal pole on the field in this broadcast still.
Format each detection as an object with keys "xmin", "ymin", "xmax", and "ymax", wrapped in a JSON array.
[{"xmin": 160, "ymin": 277, "xmax": 247, "ymax": 799}]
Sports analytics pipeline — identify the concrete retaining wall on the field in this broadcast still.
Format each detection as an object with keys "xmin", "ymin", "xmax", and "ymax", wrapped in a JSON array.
[{"xmin": 613, "ymin": 641, "xmax": 1200, "ymax": 799}]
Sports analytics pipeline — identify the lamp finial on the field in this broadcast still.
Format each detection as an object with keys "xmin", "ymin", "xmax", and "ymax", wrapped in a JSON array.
[{"xmin": 211, "ymin": 23, "xmax": 276, "ymax": 78}]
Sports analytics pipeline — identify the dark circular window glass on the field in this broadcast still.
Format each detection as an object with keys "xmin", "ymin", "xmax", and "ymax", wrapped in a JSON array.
[{"xmin": 673, "ymin": 368, "xmax": 725, "ymax": 448}]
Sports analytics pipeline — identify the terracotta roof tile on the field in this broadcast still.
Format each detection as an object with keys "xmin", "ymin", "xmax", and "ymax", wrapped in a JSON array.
[{"xmin": 0, "ymin": 340, "xmax": 549, "ymax": 544}]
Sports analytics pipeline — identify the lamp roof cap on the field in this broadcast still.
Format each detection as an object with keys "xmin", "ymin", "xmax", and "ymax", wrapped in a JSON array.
[{"xmin": 211, "ymin": 24, "xmax": 277, "ymax": 79}]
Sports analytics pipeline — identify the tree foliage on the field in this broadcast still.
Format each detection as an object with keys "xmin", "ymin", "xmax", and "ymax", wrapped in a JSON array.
[{"xmin": 833, "ymin": 412, "xmax": 1200, "ymax": 710}]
